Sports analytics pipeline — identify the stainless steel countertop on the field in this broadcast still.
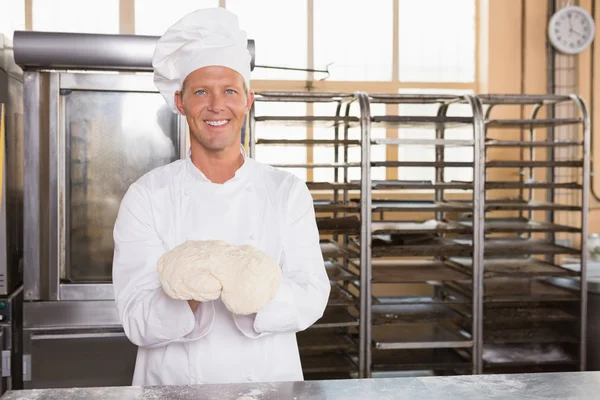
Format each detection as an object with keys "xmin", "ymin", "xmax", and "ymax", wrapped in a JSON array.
[{"xmin": 2, "ymin": 371, "xmax": 599, "ymax": 400}]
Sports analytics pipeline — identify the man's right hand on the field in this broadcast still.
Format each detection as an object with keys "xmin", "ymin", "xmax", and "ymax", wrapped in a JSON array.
[{"xmin": 188, "ymin": 300, "xmax": 199, "ymax": 312}]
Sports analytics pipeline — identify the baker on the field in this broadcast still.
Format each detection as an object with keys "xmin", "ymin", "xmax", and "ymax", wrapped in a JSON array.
[{"xmin": 112, "ymin": 7, "xmax": 330, "ymax": 387}]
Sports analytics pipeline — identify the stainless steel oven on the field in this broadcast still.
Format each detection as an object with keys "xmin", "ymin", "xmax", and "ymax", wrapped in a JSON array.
[{"xmin": 21, "ymin": 70, "xmax": 185, "ymax": 388}]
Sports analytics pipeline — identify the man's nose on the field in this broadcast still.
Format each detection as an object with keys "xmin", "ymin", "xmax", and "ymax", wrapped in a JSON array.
[{"xmin": 208, "ymin": 93, "xmax": 226, "ymax": 112}]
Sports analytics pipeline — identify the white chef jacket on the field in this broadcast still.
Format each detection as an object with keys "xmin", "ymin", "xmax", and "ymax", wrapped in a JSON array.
[{"xmin": 112, "ymin": 148, "xmax": 330, "ymax": 386}]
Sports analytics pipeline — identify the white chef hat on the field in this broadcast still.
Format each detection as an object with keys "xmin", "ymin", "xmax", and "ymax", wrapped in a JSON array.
[{"xmin": 152, "ymin": 7, "xmax": 252, "ymax": 113}]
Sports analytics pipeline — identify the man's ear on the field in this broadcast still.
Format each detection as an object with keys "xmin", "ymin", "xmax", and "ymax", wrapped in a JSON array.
[
  {"xmin": 246, "ymin": 90, "xmax": 255, "ymax": 111},
  {"xmin": 174, "ymin": 90, "xmax": 186, "ymax": 115}
]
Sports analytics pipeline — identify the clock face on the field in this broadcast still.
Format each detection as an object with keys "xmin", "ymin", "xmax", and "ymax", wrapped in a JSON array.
[{"xmin": 548, "ymin": 6, "xmax": 596, "ymax": 54}]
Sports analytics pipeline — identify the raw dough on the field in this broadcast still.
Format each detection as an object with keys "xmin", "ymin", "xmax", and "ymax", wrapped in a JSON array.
[
  {"xmin": 211, "ymin": 242, "xmax": 282, "ymax": 315},
  {"xmin": 157, "ymin": 240, "xmax": 223, "ymax": 301},
  {"xmin": 157, "ymin": 240, "xmax": 282, "ymax": 315}
]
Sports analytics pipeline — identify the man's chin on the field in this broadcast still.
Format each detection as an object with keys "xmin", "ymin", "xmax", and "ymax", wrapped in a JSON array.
[{"xmin": 197, "ymin": 140, "xmax": 238, "ymax": 153}]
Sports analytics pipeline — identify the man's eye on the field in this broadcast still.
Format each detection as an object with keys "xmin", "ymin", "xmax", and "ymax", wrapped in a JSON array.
[
  {"xmin": 226, "ymin": 89, "xmax": 236, "ymax": 94},
  {"xmin": 195, "ymin": 90, "xmax": 206, "ymax": 95}
]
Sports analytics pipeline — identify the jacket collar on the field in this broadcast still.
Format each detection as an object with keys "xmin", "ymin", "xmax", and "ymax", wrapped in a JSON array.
[{"xmin": 185, "ymin": 144, "xmax": 251, "ymax": 183}]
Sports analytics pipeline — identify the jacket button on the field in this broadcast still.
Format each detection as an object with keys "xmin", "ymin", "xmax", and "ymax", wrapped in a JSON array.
[
  {"xmin": 249, "ymin": 234, "xmax": 255, "ymax": 240},
  {"xmin": 247, "ymin": 375, "xmax": 255, "ymax": 382},
  {"xmin": 245, "ymin": 186, "xmax": 252, "ymax": 192}
]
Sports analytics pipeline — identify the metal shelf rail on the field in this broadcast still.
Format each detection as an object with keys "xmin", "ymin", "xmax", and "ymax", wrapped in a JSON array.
[
  {"xmin": 471, "ymin": 94, "xmax": 590, "ymax": 374},
  {"xmin": 356, "ymin": 93, "xmax": 486, "ymax": 377},
  {"xmin": 248, "ymin": 91, "xmax": 371, "ymax": 379},
  {"xmin": 247, "ymin": 91, "xmax": 589, "ymax": 379}
]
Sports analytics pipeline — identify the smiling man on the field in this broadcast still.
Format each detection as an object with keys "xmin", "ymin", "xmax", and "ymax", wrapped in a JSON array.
[{"xmin": 111, "ymin": 7, "xmax": 330, "ymax": 387}]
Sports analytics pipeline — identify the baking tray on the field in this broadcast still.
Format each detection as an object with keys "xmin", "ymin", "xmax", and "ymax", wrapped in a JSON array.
[
  {"xmin": 478, "ymin": 94, "xmax": 573, "ymax": 105},
  {"xmin": 371, "ymin": 348, "xmax": 471, "ymax": 372},
  {"xmin": 371, "ymin": 180, "xmax": 473, "ymax": 190},
  {"xmin": 373, "ymin": 295, "xmax": 468, "ymax": 307},
  {"xmin": 370, "ymin": 115, "xmax": 473, "ymax": 129},
  {"xmin": 459, "ymin": 218, "xmax": 581, "ymax": 233},
  {"xmin": 317, "ymin": 216, "xmax": 361, "ymax": 234},
  {"xmin": 300, "ymin": 352, "xmax": 357, "ymax": 374},
  {"xmin": 372, "ymin": 161, "xmax": 473, "ymax": 168},
  {"xmin": 307, "ymin": 182, "xmax": 361, "ymax": 191},
  {"xmin": 328, "ymin": 284, "xmax": 358, "ymax": 306},
  {"xmin": 357, "ymin": 236, "xmax": 472, "ymax": 258},
  {"xmin": 482, "ymin": 343, "xmax": 576, "ymax": 368},
  {"xmin": 483, "ymin": 327, "xmax": 578, "ymax": 344},
  {"xmin": 320, "ymin": 240, "xmax": 359, "ymax": 259},
  {"xmin": 485, "ymin": 139, "xmax": 583, "ymax": 147},
  {"xmin": 370, "ymin": 200, "xmax": 472, "ymax": 213},
  {"xmin": 256, "ymin": 139, "xmax": 361, "ymax": 146},
  {"xmin": 486, "ymin": 117, "xmax": 582, "ymax": 128},
  {"xmin": 455, "ymin": 305, "xmax": 575, "ymax": 323},
  {"xmin": 485, "ymin": 181, "xmax": 581, "ymax": 189},
  {"xmin": 486, "ymin": 160, "xmax": 583, "ymax": 168},
  {"xmin": 372, "ymin": 259, "xmax": 470, "ymax": 283},
  {"xmin": 371, "ymin": 220, "xmax": 469, "ymax": 235},
  {"xmin": 254, "ymin": 115, "xmax": 360, "ymax": 128},
  {"xmin": 325, "ymin": 261, "xmax": 357, "ymax": 281},
  {"xmin": 453, "ymin": 238, "xmax": 580, "ymax": 256},
  {"xmin": 369, "ymin": 93, "xmax": 463, "ymax": 103},
  {"xmin": 446, "ymin": 278, "xmax": 578, "ymax": 303},
  {"xmin": 312, "ymin": 308, "xmax": 359, "ymax": 329},
  {"xmin": 297, "ymin": 330, "xmax": 356, "ymax": 352},
  {"xmin": 448, "ymin": 257, "xmax": 576, "ymax": 278},
  {"xmin": 372, "ymin": 302, "xmax": 466, "ymax": 325},
  {"xmin": 485, "ymin": 199, "xmax": 580, "ymax": 212},
  {"xmin": 371, "ymin": 324, "xmax": 472, "ymax": 350},
  {"xmin": 313, "ymin": 200, "xmax": 360, "ymax": 212},
  {"xmin": 271, "ymin": 162, "xmax": 361, "ymax": 169}
]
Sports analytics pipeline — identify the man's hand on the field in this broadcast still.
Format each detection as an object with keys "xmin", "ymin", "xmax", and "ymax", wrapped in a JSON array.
[{"xmin": 187, "ymin": 300, "xmax": 199, "ymax": 312}]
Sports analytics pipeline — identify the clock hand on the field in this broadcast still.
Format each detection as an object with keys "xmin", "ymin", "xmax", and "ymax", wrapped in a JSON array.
[{"xmin": 569, "ymin": 14, "xmax": 573, "ymax": 29}]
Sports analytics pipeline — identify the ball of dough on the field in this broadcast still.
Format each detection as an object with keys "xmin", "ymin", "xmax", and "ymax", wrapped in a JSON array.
[
  {"xmin": 211, "ymin": 244, "xmax": 282, "ymax": 315},
  {"xmin": 157, "ymin": 240, "xmax": 223, "ymax": 301},
  {"xmin": 157, "ymin": 240, "xmax": 282, "ymax": 315}
]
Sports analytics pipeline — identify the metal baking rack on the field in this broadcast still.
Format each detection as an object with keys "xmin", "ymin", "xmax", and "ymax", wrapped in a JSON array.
[
  {"xmin": 466, "ymin": 94, "xmax": 590, "ymax": 374},
  {"xmin": 248, "ymin": 91, "xmax": 590, "ymax": 379},
  {"xmin": 349, "ymin": 93, "xmax": 485, "ymax": 378},
  {"xmin": 248, "ymin": 91, "xmax": 371, "ymax": 380}
]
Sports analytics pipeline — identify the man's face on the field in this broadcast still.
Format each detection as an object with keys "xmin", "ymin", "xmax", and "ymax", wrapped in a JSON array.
[{"xmin": 175, "ymin": 66, "xmax": 254, "ymax": 153}]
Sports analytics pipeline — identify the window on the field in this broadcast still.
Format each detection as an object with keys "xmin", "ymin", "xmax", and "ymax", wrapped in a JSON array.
[
  {"xmin": 33, "ymin": 0, "xmax": 119, "ymax": 34},
  {"xmin": 396, "ymin": 89, "xmax": 474, "ymax": 183},
  {"xmin": 314, "ymin": 0, "xmax": 393, "ymax": 81},
  {"xmin": 0, "ymin": 0, "xmax": 25, "ymax": 40},
  {"xmin": 312, "ymin": 102, "xmax": 386, "ymax": 182},
  {"xmin": 134, "ymin": 0, "xmax": 218, "ymax": 36},
  {"xmin": 399, "ymin": 0, "xmax": 475, "ymax": 82},
  {"xmin": 252, "ymin": 101, "xmax": 307, "ymax": 180},
  {"xmin": 227, "ymin": 0, "xmax": 307, "ymax": 80}
]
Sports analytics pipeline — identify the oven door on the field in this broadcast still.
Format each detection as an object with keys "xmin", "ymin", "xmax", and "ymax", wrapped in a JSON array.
[
  {"xmin": 24, "ymin": 71, "xmax": 187, "ymax": 301},
  {"xmin": 60, "ymin": 72, "xmax": 187, "ymax": 300}
]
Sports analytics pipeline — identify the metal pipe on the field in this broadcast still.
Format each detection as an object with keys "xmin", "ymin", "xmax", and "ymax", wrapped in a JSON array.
[
  {"xmin": 466, "ymin": 94, "xmax": 485, "ymax": 375},
  {"xmin": 547, "ymin": 0, "xmax": 557, "ymax": 232},
  {"xmin": 435, "ymin": 102, "xmax": 450, "ymax": 220},
  {"xmin": 248, "ymin": 104, "xmax": 256, "ymax": 158},
  {"xmin": 357, "ymin": 91, "xmax": 372, "ymax": 379},
  {"xmin": 13, "ymin": 30, "xmax": 255, "ymax": 71},
  {"xmin": 569, "ymin": 93, "xmax": 590, "ymax": 371}
]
